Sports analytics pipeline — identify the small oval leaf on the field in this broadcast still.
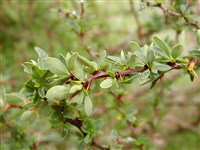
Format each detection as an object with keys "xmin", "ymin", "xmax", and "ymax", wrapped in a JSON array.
[
  {"xmin": 6, "ymin": 93, "xmax": 23, "ymax": 105},
  {"xmin": 172, "ymin": 44, "xmax": 184, "ymax": 59},
  {"xmin": 69, "ymin": 84, "xmax": 83, "ymax": 93},
  {"xmin": 129, "ymin": 41, "xmax": 141, "ymax": 51},
  {"xmin": 71, "ymin": 90, "xmax": 84, "ymax": 104},
  {"xmin": 156, "ymin": 64, "xmax": 171, "ymax": 71},
  {"xmin": 100, "ymin": 78, "xmax": 113, "ymax": 89},
  {"xmin": 46, "ymin": 85, "xmax": 70, "ymax": 102},
  {"xmin": 21, "ymin": 110, "xmax": 34, "ymax": 121},
  {"xmin": 84, "ymin": 95, "xmax": 93, "ymax": 116}
]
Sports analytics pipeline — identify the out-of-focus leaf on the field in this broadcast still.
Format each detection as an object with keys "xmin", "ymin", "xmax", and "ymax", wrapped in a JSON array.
[
  {"xmin": 6, "ymin": 93, "xmax": 23, "ymax": 105},
  {"xmin": 21, "ymin": 110, "xmax": 34, "ymax": 121}
]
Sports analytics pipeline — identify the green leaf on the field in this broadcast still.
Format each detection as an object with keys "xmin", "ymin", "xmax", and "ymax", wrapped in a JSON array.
[
  {"xmin": 129, "ymin": 41, "xmax": 141, "ymax": 51},
  {"xmin": 38, "ymin": 86, "xmax": 45, "ymax": 98},
  {"xmin": 67, "ymin": 53, "xmax": 78, "ymax": 71},
  {"xmin": 134, "ymin": 51, "xmax": 148, "ymax": 64},
  {"xmin": 156, "ymin": 64, "xmax": 171, "ymax": 71},
  {"xmin": 108, "ymin": 71, "xmax": 116, "ymax": 78},
  {"xmin": 100, "ymin": 78, "xmax": 113, "ymax": 89},
  {"xmin": 95, "ymin": 118, "xmax": 104, "ymax": 129},
  {"xmin": 179, "ymin": 30, "xmax": 185, "ymax": 45},
  {"xmin": 154, "ymin": 0, "xmax": 165, "ymax": 4},
  {"xmin": 84, "ymin": 95, "xmax": 93, "ymax": 116},
  {"xmin": 197, "ymin": 29, "xmax": 200, "ymax": 45},
  {"xmin": 153, "ymin": 36, "xmax": 171, "ymax": 57},
  {"xmin": 69, "ymin": 84, "xmax": 83, "ymax": 93},
  {"xmin": 71, "ymin": 90, "xmax": 84, "ymax": 104},
  {"xmin": 78, "ymin": 55, "xmax": 98, "ymax": 70},
  {"xmin": 21, "ymin": 110, "xmax": 34, "ymax": 121},
  {"xmin": 120, "ymin": 50, "xmax": 126, "ymax": 64},
  {"xmin": 147, "ymin": 49, "xmax": 155, "ymax": 65},
  {"xmin": 46, "ymin": 85, "xmax": 70, "ymax": 102},
  {"xmin": 172, "ymin": 44, "xmax": 184, "ymax": 59},
  {"xmin": 59, "ymin": 54, "xmax": 67, "ymax": 65},
  {"xmin": 140, "ymin": 70, "xmax": 150, "ymax": 80},
  {"xmin": 61, "ymin": 127, "xmax": 68, "ymax": 139},
  {"xmin": 150, "ymin": 78, "xmax": 159, "ymax": 89},
  {"xmin": 0, "ymin": 98, "xmax": 5, "ymax": 108},
  {"xmin": 45, "ymin": 57, "xmax": 69, "ymax": 75},
  {"xmin": 6, "ymin": 93, "xmax": 23, "ymax": 105},
  {"xmin": 107, "ymin": 55, "xmax": 122, "ymax": 64},
  {"xmin": 84, "ymin": 134, "xmax": 91, "ymax": 144},
  {"xmin": 34, "ymin": 47, "xmax": 48, "ymax": 58}
]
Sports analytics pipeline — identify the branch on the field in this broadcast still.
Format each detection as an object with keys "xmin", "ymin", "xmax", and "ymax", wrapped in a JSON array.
[
  {"xmin": 148, "ymin": 3, "xmax": 199, "ymax": 29},
  {"xmin": 64, "ymin": 118, "xmax": 109, "ymax": 150}
]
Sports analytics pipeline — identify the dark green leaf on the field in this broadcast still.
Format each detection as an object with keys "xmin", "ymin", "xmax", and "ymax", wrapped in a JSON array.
[{"xmin": 61, "ymin": 127, "xmax": 68, "ymax": 139}]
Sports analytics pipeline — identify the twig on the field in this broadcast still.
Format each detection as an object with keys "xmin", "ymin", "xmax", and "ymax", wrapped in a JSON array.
[
  {"xmin": 129, "ymin": 0, "xmax": 142, "ymax": 39},
  {"xmin": 148, "ymin": 3, "xmax": 199, "ymax": 29},
  {"xmin": 64, "ymin": 118, "xmax": 109, "ymax": 150}
]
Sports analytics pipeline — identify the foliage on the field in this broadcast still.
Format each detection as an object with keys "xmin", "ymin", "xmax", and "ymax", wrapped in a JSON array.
[{"xmin": 1, "ymin": 0, "xmax": 200, "ymax": 150}]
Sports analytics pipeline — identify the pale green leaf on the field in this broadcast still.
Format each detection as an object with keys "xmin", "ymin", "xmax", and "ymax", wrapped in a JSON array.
[
  {"xmin": 6, "ymin": 93, "xmax": 23, "ymax": 105},
  {"xmin": 172, "ymin": 44, "xmax": 184, "ymax": 59},
  {"xmin": 84, "ymin": 95, "xmax": 93, "ymax": 116},
  {"xmin": 67, "ymin": 53, "xmax": 78, "ymax": 71},
  {"xmin": 153, "ymin": 36, "xmax": 171, "ymax": 57},
  {"xmin": 197, "ymin": 29, "xmax": 200, "ymax": 45},
  {"xmin": 45, "ymin": 57, "xmax": 69, "ymax": 75},
  {"xmin": 21, "ymin": 110, "xmax": 34, "ymax": 121},
  {"xmin": 46, "ymin": 85, "xmax": 70, "ymax": 102},
  {"xmin": 34, "ymin": 47, "xmax": 48, "ymax": 58},
  {"xmin": 147, "ymin": 49, "xmax": 155, "ymax": 64},
  {"xmin": 69, "ymin": 84, "xmax": 83, "ymax": 93},
  {"xmin": 71, "ymin": 90, "xmax": 84, "ymax": 104},
  {"xmin": 179, "ymin": 30, "xmax": 185, "ymax": 45},
  {"xmin": 134, "ymin": 51, "xmax": 148, "ymax": 64},
  {"xmin": 156, "ymin": 64, "xmax": 171, "ymax": 71},
  {"xmin": 129, "ymin": 41, "xmax": 141, "ymax": 51},
  {"xmin": 121, "ymin": 50, "xmax": 126, "ymax": 64},
  {"xmin": 78, "ymin": 55, "xmax": 98, "ymax": 70},
  {"xmin": 100, "ymin": 78, "xmax": 113, "ymax": 89},
  {"xmin": 140, "ymin": 70, "xmax": 150, "ymax": 80}
]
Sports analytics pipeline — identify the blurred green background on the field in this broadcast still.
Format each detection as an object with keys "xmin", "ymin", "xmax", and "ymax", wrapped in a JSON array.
[{"xmin": 1, "ymin": 0, "xmax": 199, "ymax": 150}]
